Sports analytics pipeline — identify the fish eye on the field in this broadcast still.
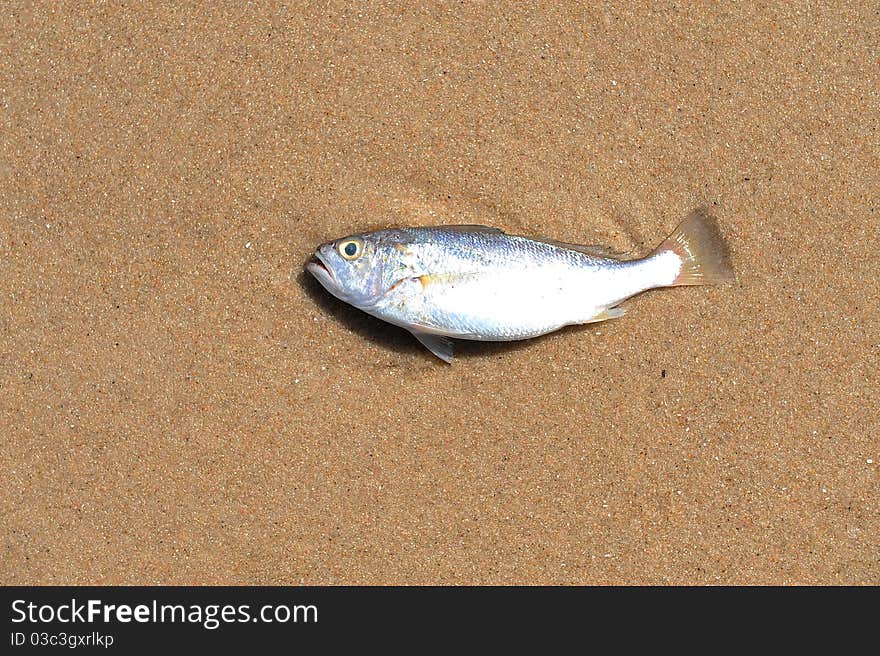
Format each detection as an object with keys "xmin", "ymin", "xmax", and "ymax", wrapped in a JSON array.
[{"xmin": 338, "ymin": 238, "xmax": 363, "ymax": 260}]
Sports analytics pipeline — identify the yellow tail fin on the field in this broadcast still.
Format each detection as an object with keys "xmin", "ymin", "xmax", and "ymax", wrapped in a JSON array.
[{"xmin": 656, "ymin": 208, "xmax": 735, "ymax": 286}]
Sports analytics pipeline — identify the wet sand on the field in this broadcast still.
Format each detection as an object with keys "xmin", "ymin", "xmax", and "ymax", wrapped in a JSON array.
[{"xmin": 1, "ymin": 3, "xmax": 877, "ymax": 584}]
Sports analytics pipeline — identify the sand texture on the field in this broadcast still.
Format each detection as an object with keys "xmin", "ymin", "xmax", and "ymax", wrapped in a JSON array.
[{"xmin": 1, "ymin": 2, "xmax": 878, "ymax": 584}]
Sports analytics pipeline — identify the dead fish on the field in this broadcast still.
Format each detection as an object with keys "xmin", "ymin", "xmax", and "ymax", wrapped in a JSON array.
[{"xmin": 306, "ymin": 208, "xmax": 733, "ymax": 362}]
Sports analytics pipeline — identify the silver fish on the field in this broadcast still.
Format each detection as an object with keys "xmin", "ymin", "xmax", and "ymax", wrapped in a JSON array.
[{"xmin": 306, "ymin": 208, "xmax": 733, "ymax": 362}]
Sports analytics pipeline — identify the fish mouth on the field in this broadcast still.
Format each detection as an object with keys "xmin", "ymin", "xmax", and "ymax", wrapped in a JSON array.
[{"xmin": 305, "ymin": 252, "xmax": 340, "ymax": 292}]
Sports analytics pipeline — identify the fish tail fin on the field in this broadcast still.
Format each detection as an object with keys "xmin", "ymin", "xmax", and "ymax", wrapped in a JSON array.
[{"xmin": 654, "ymin": 208, "xmax": 734, "ymax": 286}]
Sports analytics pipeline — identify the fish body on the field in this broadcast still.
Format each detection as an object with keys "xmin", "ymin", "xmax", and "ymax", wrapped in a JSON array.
[{"xmin": 307, "ymin": 209, "xmax": 733, "ymax": 362}]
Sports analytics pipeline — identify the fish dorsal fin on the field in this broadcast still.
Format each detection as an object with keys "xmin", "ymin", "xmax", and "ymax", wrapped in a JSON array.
[
  {"xmin": 418, "ymin": 225, "xmax": 628, "ymax": 257},
  {"xmin": 528, "ymin": 236, "xmax": 629, "ymax": 259},
  {"xmin": 422, "ymin": 224, "xmax": 506, "ymax": 234}
]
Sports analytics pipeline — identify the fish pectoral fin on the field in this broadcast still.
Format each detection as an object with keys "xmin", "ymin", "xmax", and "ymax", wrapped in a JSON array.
[
  {"xmin": 582, "ymin": 306, "xmax": 627, "ymax": 324},
  {"xmin": 410, "ymin": 330, "xmax": 455, "ymax": 363}
]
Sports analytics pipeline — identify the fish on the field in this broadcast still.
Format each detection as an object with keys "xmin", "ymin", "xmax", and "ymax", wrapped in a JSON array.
[{"xmin": 306, "ymin": 208, "xmax": 734, "ymax": 362}]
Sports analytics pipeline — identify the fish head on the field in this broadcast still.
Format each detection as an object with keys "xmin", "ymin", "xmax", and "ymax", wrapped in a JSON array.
[{"xmin": 306, "ymin": 231, "xmax": 409, "ymax": 309}]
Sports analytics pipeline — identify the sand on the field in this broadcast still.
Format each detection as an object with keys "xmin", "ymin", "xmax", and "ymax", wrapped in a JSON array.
[{"xmin": 1, "ymin": 2, "xmax": 877, "ymax": 585}]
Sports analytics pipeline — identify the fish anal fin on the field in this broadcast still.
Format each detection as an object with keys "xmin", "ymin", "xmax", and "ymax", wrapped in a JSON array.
[
  {"xmin": 582, "ymin": 306, "xmax": 627, "ymax": 324},
  {"xmin": 410, "ymin": 330, "xmax": 455, "ymax": 363}
]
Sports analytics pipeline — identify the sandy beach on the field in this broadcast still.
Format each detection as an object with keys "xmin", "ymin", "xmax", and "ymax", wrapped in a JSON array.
[{"xmin": 1, "ymin": 2, "xmax": 877, "ymax": 584}]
